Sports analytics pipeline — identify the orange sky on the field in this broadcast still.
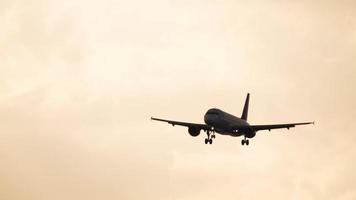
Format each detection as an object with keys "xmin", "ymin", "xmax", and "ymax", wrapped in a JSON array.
[{"xmin": 0, "ymin": 0, "xmax": 356, "ymax": 199}]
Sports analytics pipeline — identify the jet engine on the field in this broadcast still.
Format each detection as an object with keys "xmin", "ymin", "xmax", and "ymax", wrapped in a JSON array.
[
  {"xmin": 188, "ymin": 126, "xmax": 201, "ymax": 137},
  {"xmin": 246, "ymin": 131, "xmax": 256, "ymax": 138}
]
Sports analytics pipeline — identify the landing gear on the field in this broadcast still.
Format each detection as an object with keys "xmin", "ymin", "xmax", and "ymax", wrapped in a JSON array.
[
  {"xmin": 204, "ymin": 130, "xmax": 215, "ymax": 144},
  {"xmin": 205, "ymin": 138, "xmax": 213, "ymax": 144},
  {"xmin": 241, "ymin": 136, "xmax": 249, "ymax": 146}
]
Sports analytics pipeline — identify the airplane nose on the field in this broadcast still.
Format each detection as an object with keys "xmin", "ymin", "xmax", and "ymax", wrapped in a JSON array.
[
  {"xmin": 204, "ymin": 114, "xmax": 209, "ymax": 124},
  {"xmin": 204, "ymin": 114, "xmax": 212, "ymax": 125}
]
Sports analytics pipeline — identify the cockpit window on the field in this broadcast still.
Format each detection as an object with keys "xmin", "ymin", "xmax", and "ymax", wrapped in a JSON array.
[{"xmin": 207, "ymin": 111, "xmax": 219, "ymax": 115}]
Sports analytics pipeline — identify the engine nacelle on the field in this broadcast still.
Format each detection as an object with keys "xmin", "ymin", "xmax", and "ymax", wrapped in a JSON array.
[
  {"xmin": 188, "ymin": 126, "xmax": 201, "ymax": 137},
  {"xmin": 246, "ymin": 131, "xmax": 256, "ymax": 138}
]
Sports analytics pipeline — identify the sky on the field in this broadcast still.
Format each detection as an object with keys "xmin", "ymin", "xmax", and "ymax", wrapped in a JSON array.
[{"xmin": 0, "ymin": 0, "xmax": 356, "ymax": 199}]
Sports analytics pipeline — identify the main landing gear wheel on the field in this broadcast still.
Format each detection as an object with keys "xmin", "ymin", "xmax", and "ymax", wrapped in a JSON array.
[
  {"xmin": 241, "ymin": 139, "xmax": 249, "ymax": 146},
  {"xmin": 205, "ymin": 138, "xmax": 208, "ymax": 144}
]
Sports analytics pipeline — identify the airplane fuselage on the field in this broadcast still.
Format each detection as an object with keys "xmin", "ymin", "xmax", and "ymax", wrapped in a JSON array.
[{"xmin": 204, "ymin": 108, "xmax": 256, "ymax": 138}]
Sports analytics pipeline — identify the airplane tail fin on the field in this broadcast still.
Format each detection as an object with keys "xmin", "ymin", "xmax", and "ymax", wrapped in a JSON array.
[{"xmin": 241, "ymin": 93, "xmax": 250, "ymax": 121}]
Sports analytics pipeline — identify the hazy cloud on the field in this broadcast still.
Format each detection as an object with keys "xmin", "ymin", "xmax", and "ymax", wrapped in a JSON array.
[{"xmin": 0, "ymin": 0, "xmax": 355, "ymax": 200}]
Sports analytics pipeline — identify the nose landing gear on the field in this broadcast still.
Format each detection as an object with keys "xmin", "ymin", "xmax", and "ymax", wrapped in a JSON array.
[{"xmin": 204, "ymin": 129, "xmax": 215, "ymax": 144}]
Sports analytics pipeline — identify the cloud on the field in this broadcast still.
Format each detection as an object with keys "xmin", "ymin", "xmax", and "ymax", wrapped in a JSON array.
[{"xmin": 0, "ymin": 0, "xmax": 356, "ymax": 200}]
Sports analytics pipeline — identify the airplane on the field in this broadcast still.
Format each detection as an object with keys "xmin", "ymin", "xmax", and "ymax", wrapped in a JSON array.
[{"xmin": 151, "ymin": 93, "xmax": 314, "ymax": 145}]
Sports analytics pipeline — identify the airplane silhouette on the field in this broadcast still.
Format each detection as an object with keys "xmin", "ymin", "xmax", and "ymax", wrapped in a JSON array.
[{"xmin": 151, "ymin": 93, "xmax": 314, "ymax": 145}]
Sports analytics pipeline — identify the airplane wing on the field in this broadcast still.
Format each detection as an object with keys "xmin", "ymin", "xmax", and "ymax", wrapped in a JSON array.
[
  {"xmin": 250, "ymin": 122, "xmax": 314, "ymax": 132},
  {"xmin": 151, "ymin": 117, "xmax": 211, "ymax": 131}
]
